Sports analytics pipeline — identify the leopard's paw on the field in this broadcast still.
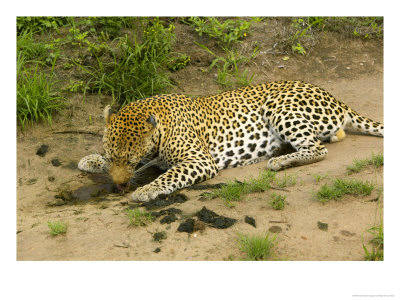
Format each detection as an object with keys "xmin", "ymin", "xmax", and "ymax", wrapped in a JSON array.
[
  {"xmin": 78, "ymin": 154, "xmax": 110, "ymax": 173},
  {"xmin": 131, "ymin": 185, "xmax": 162, "ymax": 202}
]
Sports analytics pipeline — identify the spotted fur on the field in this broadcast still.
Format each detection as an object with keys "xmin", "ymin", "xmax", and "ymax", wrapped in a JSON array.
[{"xmin": 78, "ymin": 81, "xmax": 384, "ymax": 202}]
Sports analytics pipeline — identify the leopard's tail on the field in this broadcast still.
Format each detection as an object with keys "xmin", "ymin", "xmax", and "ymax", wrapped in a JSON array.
[{"xmin": 344, "ymin": 108, "xmax": 384, "ymax": 137}]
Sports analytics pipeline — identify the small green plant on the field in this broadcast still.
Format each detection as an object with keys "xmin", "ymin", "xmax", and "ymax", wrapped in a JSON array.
[
  {"xmin": 316, "ymin": 178, "xmax": 374, "ymax": 203},
  {"xmin": 17, "ymin": 17, "xmax": 68, "ymax": 35},
  {"xmin": 195, "ymin": 42, "xmax": 258, "ymax": 88},
  {"xmin": 63, "ymin": 62, "xmax": 74, "ymax": 70},
  {"xmin": 188, "ymin": 17, "xmax": 260, "ymax": 46},
  {"xmin": 347, "ymin": 153, "xmax": 384, "ymax": 174},
  {"xmin": 206, "ymin": 180, "xmax": 247, "ymax": 207},
  {"xmin": 269, "ymin": 193, "xmax": 286, "ymax": 210},
  {"xmin": 275, "ymin": 171, "xmax": 297, "ymax": 188},
  {"xmin": 313, "ymin": 173, "xmax": 328, "ymax": 182},
  {"xmin": 245, "ymin": 170, "xmax": 276, "ymax": 193},
  {"xmin": 47, "ymin": 220, "xmax": 69, "ymax": 236},
  {"xmin": 167, "ymin": 53, "xmax": 191, "ymax": 71},
  {"xmin": 289, "ymin": 18, "xmax": 315, "ymax": 55},
  {"xmin": 207, "ymin": 170, "xmax": 277, "ymax": 207},
  {"xmin": 126, "ymin": 208, "xmax": 154, "ymax": 226},
  {"xmin": 82, "ymin": 17, "xmax": 134, "ymax": 38},
  {"xmin": 237, "ymin": 232, "xmax": 277, "ymax": 261},
  {"xmin": 292, "ymin": 43, "xmax": 306, "ymax": 55},
  {"xmin": 362, "ymin": 221, "xmax": 383, "ymax": 261},
  {"xmin": 63, "ymin": 80, "xmax": 87, "ymax": 93}
]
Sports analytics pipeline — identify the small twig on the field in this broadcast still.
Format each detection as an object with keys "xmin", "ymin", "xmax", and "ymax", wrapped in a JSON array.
[
  {"xmin": 269, "ymin": 220, "xmax": 288, "ymax": 223},
  {"xmin": 52, "ymin": 130, "xmax": 103, "ymax": 137},
  {"xmin": 113, "ymin": 243, "xmax": 130, "ymax": 249},
  {"xmin": 270, "ymin": 186, "xmax": 290, "ymax": 192}
]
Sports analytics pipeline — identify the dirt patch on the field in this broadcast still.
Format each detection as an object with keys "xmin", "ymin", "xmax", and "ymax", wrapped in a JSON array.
[{"xmin": 16, "ymin": 19, "xmax": 383, "ymax": 261}]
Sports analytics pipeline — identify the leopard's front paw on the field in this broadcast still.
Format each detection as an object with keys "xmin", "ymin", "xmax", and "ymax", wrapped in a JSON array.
[
  {"xmin": 78, "ymin": 154, "xmax": 109, "ymax": 173},
  {"xmin": 131, "ymin": 185, "xmax": 162, "ymax": 202}
]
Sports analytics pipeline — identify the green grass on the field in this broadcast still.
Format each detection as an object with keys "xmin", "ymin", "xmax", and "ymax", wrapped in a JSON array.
[
  {"xmin": 16, "ymin": 17, "xmax": 188, "ymax": 127},
  {"xmin": 205, "ymin": 180, "xmax": 247, "ymax": 208},
  {"xmin": 316, "ymin": 178, "xmax": 374, "ymax": 203},
  {"xmin": 17, "ymin": 64, "xmax": 64, "ymax": 129},
  {"xmin": 47, "ymin": 220, "xmax": 69, "ymax": 236},
  {"xmin": 274, "ymin": 171, "xmax": 297, "ymax": 188},
  {"xmin": 205, "ymin": 170, "xmax": 277, "ymax": 207},
  {"xmin": 17, "ymin": 17, "xmax": 69, "ymax": 35},
  {"xmin": 313, "ymin": 173, "xmax": 328, "ymax": 183},
  {"xmin": 17, "ymin": 30, "xmax": 49, "ymax": 63},
  {"xmin": 284, "ymin": 17, "xmax": 383, "ymax": 55},
  {"xmin": 269, "ymin": 193, "xmax": 286, "ymax": 210},
  {"xmin": 347, "ymin": 153, "xmax": 384, "ymax": 174},
  {"xmin": 17, "ymin": 24, "xmax": 65, "ymax": 129},
  {"xmin": 189, "ymin": 17, "xmax": 260, "ymax": 88},
  {"xmin": 195, "ymin": 41, "xmax": 258, "ymax": 89},
  {"xmin": 73, "ymin": 18, "xmax": 184, "ymax": 106},
  {"xmin": 245, "ymin": 170, "xmax": 277, "ymax": 193},
  {"xmin": 187, "ymin": 17, "xmax": 261, "ymax": 46},
  {"xmin": 311, "ymin": 17, "xmax": 383, "ymax": 39},
  {"xmin": 206, "ymin": 170, "xmax": 298, "ymax": 207},
  {"xmin": 126, "ymin": 208, "xmax": 154, "ymax": 226},
  {"xmin": 363, "ymin": 221, "xmax": 383, "ymax": 261},
  {"xmin": 237, "ymin": 232, "xmax": 277, "ymax": 261}
]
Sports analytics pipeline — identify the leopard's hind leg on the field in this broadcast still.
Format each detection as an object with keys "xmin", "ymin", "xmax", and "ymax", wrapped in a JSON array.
[{"xmin": 267, "ymin": 118, "xmax": 328, "ymax": 171}]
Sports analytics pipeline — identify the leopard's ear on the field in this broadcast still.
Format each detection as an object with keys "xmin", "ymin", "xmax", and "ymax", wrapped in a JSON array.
[
  {"xmin": 146, "ymin": 115, "xmax": 157, "ymax": 128},
  {"xmin": 104, "ymin": 105, "xmax": 116, "ymax": 125}
]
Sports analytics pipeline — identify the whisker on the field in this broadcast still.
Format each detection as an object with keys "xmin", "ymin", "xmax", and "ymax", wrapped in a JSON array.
[{"xmin": 134, "ymin": 157, "xmax": 161, "ymax": 174}]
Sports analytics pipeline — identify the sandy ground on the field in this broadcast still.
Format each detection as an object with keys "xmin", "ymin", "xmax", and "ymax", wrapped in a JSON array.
[{"xmin": 16, "ymin": 21, "xmax": 383, "ymax": 261}]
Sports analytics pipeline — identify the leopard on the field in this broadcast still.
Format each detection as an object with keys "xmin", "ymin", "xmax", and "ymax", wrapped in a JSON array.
[{"xmin": 78, "ymin": 80, "xmax": 384, "ymax": 202}]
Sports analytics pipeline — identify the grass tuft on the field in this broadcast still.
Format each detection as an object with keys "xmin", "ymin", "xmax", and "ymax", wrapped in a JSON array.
[
  {"xmin": 17, "ymin": 64, "xmax": 64, "ymax": 129},
  {"xmin": 316, "ymin": 178, "xmax": 374, "ymax": 203},
  {"xmin": 205, "ymin": 170, "xmax": 277, "ymax": 207},
  {"xmin": 269, "ymin": 193, "xmax": 286, "ymax": 210},
  {"xmin": 126, "ymin": 208, "xmax": 154, "ymax": 226},
  {"xmin": 237, "ymin": 232, "xmax": 277, "ymax": 261},
  {"xmin": 347, "ymin": 153, "xmax": 383, "ymax": 174},
  {"xmin": 245, "ymin": 170, "xmax": 277, "ymax": 193},
  {"xmin": 275, "ymin": 171, "xmax": 297, "ymax": 188},
  {"xmin": 206, "ymin": 170, "xmax": 299, "ymax": 207},
  {"xmin": 205, "ymin": 180, "xmax": 246, "ymax": 208},
  {"xmin": 362, "ymin": 221, "xmax": 383, "ymax": 261},
  {"xmin": 47, "ymin": 220, "xmax": 69, "ymax": 236}
]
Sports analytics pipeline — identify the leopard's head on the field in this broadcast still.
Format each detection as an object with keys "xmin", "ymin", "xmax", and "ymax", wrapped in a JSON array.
[{"xmin": 102, "ymin": 104, "xmax": 158, "ymax": 187}]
